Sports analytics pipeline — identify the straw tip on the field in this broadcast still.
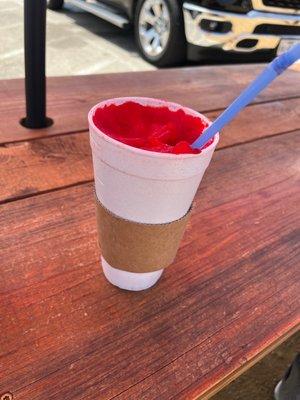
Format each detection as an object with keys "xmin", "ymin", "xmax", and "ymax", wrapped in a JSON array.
[{"xmin": 273, "ymin": 43, "xmax": 300, "ymax": 74}]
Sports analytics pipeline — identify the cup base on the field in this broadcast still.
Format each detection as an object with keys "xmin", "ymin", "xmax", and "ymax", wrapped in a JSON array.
[{"xmin": 101, "ymin": 257, "xmax": 163, "ymax": 291}]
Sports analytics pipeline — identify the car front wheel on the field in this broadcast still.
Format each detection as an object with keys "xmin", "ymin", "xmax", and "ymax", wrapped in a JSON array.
[{"xmin": 135, "ymin": 0, "xmax": 186, "ymax": 67}]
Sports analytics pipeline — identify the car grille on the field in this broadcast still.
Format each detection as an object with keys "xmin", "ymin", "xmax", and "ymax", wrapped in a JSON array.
[
  {"xmin": 262, "ymin": 0, "xmax": 300, "ymax": 10},
  {"xmin": 254, "ymin": 24, "xmax": 300, "ymax": 35}
]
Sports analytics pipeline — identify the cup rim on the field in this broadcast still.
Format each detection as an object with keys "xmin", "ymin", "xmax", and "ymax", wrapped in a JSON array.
[{"xmin": 88, "ymin": 96, "xmax": 219, "ymax": 160}]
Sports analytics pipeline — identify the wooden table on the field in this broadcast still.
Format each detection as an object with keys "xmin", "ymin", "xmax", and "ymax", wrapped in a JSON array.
[{"xmin": 0, "ymin": 64, "xmax": 299, "ymax": 400}]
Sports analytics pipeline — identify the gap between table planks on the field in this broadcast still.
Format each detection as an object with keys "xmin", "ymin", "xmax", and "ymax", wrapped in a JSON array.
[
  {"xmin": 0, "ymin": 130, "xmax": 299, "ymax": 400},
  {"xmin": 0, "ymin": 64, "xmax": 299, "ymax": 144},
  {"xmin": 0, "ymin": 97, "xmax": 299, "ymax": 204}
]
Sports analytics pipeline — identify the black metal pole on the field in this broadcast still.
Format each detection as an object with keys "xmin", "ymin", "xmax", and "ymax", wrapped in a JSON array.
[{"xmin": 22, "ymin": 0, "xmax": 52, "ymax": 128}]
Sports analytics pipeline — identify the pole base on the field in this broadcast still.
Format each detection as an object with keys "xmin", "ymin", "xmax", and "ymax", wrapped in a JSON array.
[{"xmin": 20, "ymin": 117, "xmax": 53, "ymax": 129}]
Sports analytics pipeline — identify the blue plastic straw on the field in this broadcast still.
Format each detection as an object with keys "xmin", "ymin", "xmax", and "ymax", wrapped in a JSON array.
[{"xmin": 192, "ymin": 43, "xmax": 300, "ymax": 150}]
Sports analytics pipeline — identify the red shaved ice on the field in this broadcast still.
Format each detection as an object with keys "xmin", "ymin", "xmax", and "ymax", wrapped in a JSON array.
[{"xmin": 93, "ymin": 101, "xmax": 213, "ymax": 155}]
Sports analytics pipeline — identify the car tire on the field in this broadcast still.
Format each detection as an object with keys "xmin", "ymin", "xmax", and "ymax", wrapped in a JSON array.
[
  {"xmin": 48, "ymin": 0, "xmax": 64, "ymax": 10},
  {"xmin": 134, "ymin": 0, "xmax": 186, "ymax": 67}
]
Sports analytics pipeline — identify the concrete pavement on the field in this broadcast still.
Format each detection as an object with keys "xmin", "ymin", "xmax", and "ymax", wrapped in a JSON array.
[{"xmin": 0, "ymin": 0, "xmax": 154, "ymax": 79}]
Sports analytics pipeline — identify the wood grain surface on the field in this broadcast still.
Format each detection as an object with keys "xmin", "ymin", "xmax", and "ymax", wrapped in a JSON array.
[
  {"xmin": 0, "ymin": 133, "xmax": 299, "ymax": 400},
  {"xmin": 0, "ymin": 65, "xmax": 299, "ymax": 144},
  {"xmin": 1, "ymin": 99, "xmax": 299, "ymax": 203},
  {"xmin": 0, "ymin": 65, "xmax": 299, "ymax": 400}
]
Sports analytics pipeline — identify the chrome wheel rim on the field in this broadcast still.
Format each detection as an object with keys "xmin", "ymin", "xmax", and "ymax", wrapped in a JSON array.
[{"xmin": 138, "ymin": 0, "xmax": 170, "ymax": 58}]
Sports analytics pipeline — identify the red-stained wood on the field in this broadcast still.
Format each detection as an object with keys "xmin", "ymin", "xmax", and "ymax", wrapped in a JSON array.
[
  {"xmin": 209, "ymin": 97, "xmax": 300, "ymax": 148},
  {"xmin": 0, "ymin": 132, "xmax": 92, "ymax": 202},
  {"xmin": 0, "ymin": 64, "xmax": 299, "ymax": 144},
  {"xmin": 1, "ymin": 99, "xmax": 299, "ymax": 203},
  {"xmin": 0, "ymin": 132, "xmax": 299, "ymax": 400}
]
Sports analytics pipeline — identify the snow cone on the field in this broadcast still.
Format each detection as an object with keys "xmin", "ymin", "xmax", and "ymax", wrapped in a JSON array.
[{"xmin": 89, "ymin": 97, "xmax": 219, "ymax": 291}]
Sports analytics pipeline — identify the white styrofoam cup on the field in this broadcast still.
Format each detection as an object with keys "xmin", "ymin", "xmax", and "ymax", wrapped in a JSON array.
[{"xmin": 89, "ymin": 97, "xmax": 219, "ymax": 291}]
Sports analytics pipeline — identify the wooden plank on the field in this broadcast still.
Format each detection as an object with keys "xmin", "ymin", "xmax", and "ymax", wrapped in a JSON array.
[
  {"xmin": 0, "ymin": 132, "xmax": 299, "ymax": 400},
  {"xmin": 1, "ymin": 99, "xmax": 299, "ymax": 204},
  {"xmin": 0, "ymin": 133, "xmax": 92, "ymax": 203},
  {"xmin": 209, "ymin": 97, "xmax": 300, "ymax": 148},
  {"xmin": 197, "ymin": 325, "xmax": 299, "ymax": 400},
  {"xmin": 0, "ymin": 65, "xmax": 299, "ymax": 144}
]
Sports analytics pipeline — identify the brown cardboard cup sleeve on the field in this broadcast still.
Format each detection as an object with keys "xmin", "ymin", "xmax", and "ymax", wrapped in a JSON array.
[{"xmin": 95, "ymin": 198, "xmax": 192, "ymax": 273}]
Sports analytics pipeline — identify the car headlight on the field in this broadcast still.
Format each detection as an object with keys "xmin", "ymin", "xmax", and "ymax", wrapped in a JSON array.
[{"xmin": 198, "ymin": 0, "xmax": 252, "ymax": 13}]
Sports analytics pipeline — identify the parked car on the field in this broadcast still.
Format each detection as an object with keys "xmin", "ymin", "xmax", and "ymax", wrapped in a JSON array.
[{"xmin": 48, "ymin": 0, "xmax": 300, "ymax": 66}]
